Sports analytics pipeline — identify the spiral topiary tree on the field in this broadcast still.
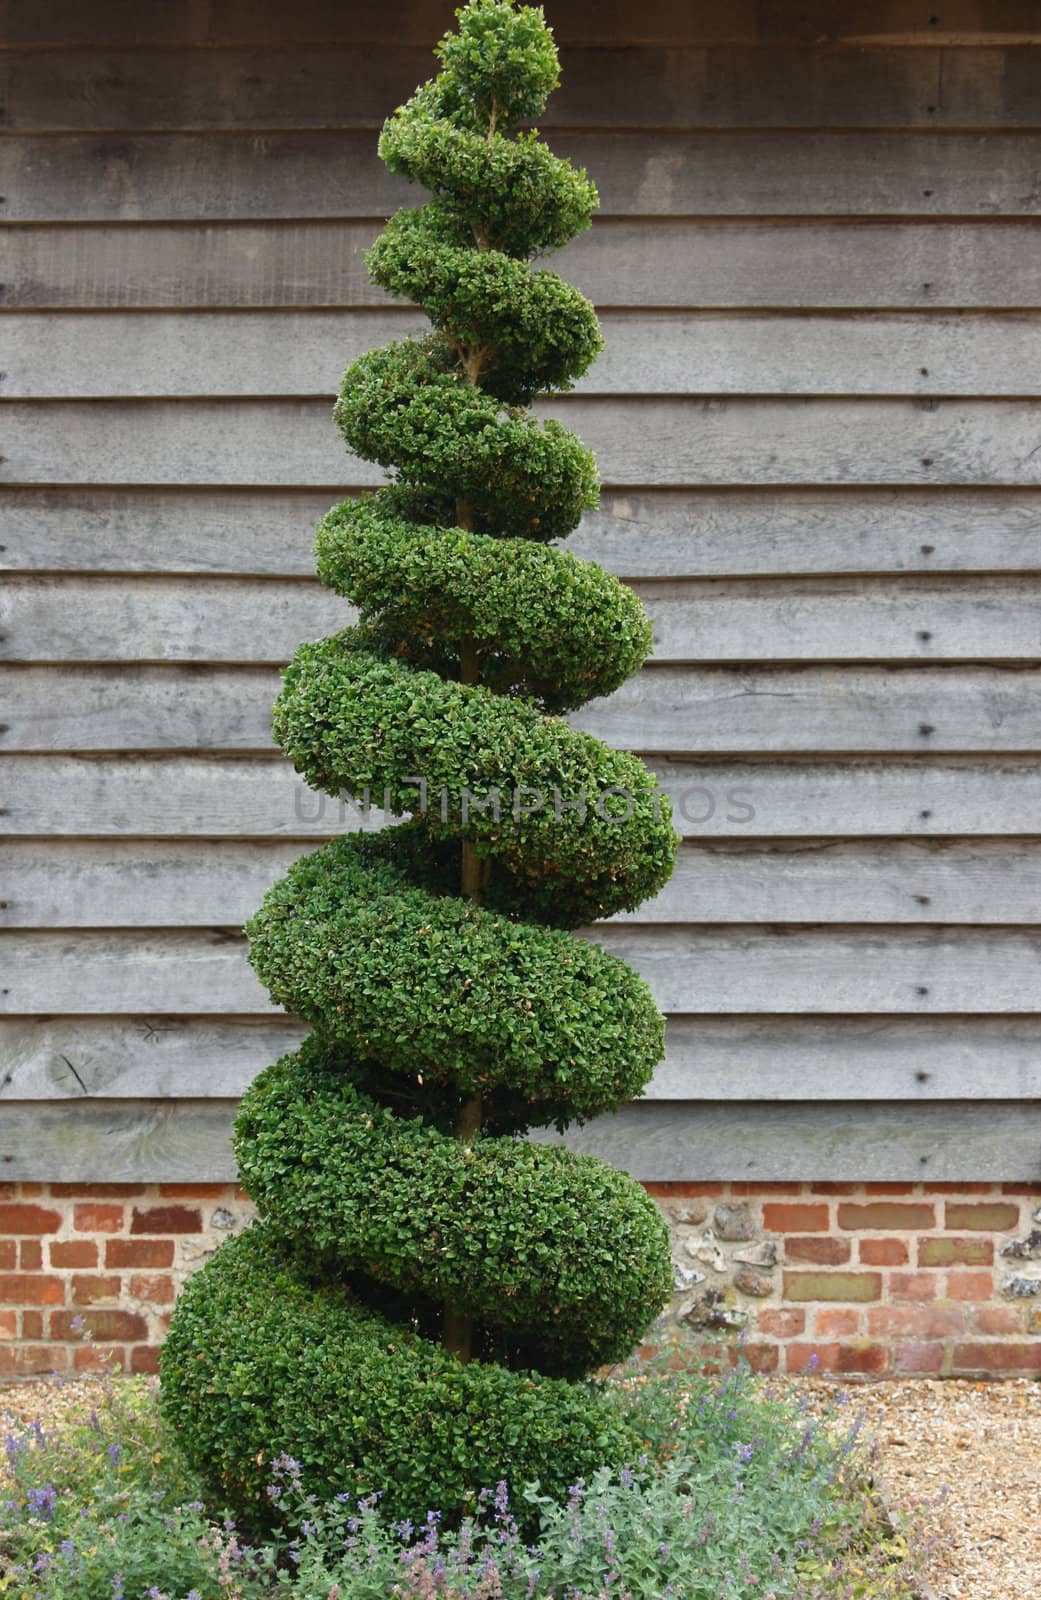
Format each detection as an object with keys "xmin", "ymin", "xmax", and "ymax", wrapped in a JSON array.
[{"xmin": 160, "ymin": 0, "xmax": 677, "ymax": 1529}]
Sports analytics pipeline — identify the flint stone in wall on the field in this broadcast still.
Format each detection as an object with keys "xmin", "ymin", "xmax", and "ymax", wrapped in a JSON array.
[
  {"xmin": 679, "ymin": 1287, "xmax": 748, "ymax": 1331},
  {"xmin": 1003, "ymin": 1274, "xmax": 1041, "ymax": 1298},
  {"xmin": 1001, "ymin": 1230, "xmax": 1041, "ymax": 1260},
  {"xmin": 733, "ymin": 1266, "xmax": 774, "ymax": 1298},
  {"xmin": 713, "ymin": 1203, "xmax": 756, "ymax": 1242},
  {"xmin": 732, "ymin": 1240, "xmax": 778, "ymax": 1269},
  {"xmin": 178, "ymin": 1238, "xmax": 218, "ymax": 1268},
  {"xmin": 673, "ymin": 1263, "xmax": 707, "ymax": 1292},
  {"xmin": 686, "ymin": 1230, "xmax": 727, "ymax": 1272},
  {"xmin": 661, "ymin": 1199, "xmax": 708, "ymax": 1226}
]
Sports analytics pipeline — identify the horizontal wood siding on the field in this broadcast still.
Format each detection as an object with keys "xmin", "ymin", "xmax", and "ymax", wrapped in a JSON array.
[{"xmin": 3, "ymin": 0, "xmax": 1040, "ymax": 1181}]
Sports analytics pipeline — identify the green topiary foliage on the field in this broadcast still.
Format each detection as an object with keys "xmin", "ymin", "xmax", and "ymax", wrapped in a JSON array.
[{"xmin": 160, "ymin": 0, "xmax": 677, "ymax": 1531}]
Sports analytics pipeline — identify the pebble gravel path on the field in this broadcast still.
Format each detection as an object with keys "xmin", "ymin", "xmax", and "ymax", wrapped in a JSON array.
[{"xmin": 831, "ymin": 1377, "xmax": 1041, "ymax": 1600}]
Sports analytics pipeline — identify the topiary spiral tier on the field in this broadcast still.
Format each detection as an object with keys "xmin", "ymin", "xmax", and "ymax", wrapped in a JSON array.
[{"xmin": 161, "ymin": 0, "xmax": 677, "ymax": 1528}]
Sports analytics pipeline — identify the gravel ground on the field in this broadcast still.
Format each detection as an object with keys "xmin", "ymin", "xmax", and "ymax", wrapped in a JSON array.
[
  {"xmin": 3, "ymin": 1374, "xmax": 1040, "ymax": 1597},
  {"xmin": 818, "ymin": 1378, "xmax": 1041, "ymax": 1600}
]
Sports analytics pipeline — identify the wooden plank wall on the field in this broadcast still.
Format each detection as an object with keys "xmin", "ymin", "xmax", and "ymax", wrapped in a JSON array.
[{"xmin": 3, "ymin": 0, "xmax": 1041, "ymax": 1181}]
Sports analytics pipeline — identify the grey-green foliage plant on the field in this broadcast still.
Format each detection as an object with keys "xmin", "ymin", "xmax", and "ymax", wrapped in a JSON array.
[{"xmin": 160, "ymin": 0, "xmax": 677, "ymax": 1528}]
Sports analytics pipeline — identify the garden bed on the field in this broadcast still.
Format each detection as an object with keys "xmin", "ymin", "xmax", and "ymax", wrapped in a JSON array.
[{"xmin": 0, "ymin": 1354, "xmax": 924, "ymax": 1600}]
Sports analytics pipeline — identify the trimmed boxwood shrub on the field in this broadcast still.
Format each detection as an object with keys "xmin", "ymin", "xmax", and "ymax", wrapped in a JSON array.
[
  {"xmin": 161, "ymin": 1223, "xmax": 641, "ymax": 1529},
  {"xmin": 161, "ymin": 0, "xmax": 676, "ymax": 1531}
]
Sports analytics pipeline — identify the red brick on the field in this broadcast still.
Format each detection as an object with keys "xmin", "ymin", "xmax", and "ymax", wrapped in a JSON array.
[
  {"xmin": 737, "ymin": 1343, "xmax": 780, "ymax": 1374},
  {"xmin": 21, "ymin": 1310, "xmax": 44, "ymax": 1339},
  {"xmin": 105, "ymin": 1238, "xmax": 174, "ymax": 1269},
  {"xmin": 974, "ymin": 1306, "xmax": 1023, "ymax": 1336},
  {"xmin": 867, "ymin": 1305, "xmax": 965, "ymax": 1338},
  {"xmin": 1003, "ymin": 1183, "xmax": 1041, "ymax": 1195},
  {"xmin": 948, "ymin": 1270, "xmax": 994, "ymax": 1301},
  {"xmin": 919, "ymin": 1236, "xmax": 993, "ymax": 1267},
  {"xmin": 865, "ymin": 1183, "xmax": 916, "ymax": 1195},
  {"xmin": 810, "ymin": 1183, "xmax": 859, "ymax": 1194},
  {"xmin": 51, "ymin": 1184, "xmax": 145, "ymax": 1198},
  {"xmin": 0, "ymin": 1203, "xmax": 61, "ymax": 1235},
  {"xmin": 757, "ymin": 1308, "xmax": 805, "ymax": 1338},
  {"xmin": 158, "ymin": 1183, "xmax": 227, "ymax": 1198},
  {"xmin": 838, "ymin": 1343, "xmax": 890, "ymax": 1375},
  {"xmin": 70, "ymin": 1275, "xmax": 122, "ymax": 1306},
  {"xmin": 642, "ymin": 1182, "xmax": 724, "ymax": 1198},
  {"xmin": 731, "ymin": 1182, "xmax": 802, "ymax": 1196},
  {"xmin": 893, "ymin": 1342, "xmax": 945, "ymax": 1374},
  {"xmin": 73, "ymin": 1345, "xmax": 121, "ymax": 1374},
  {"xmin": 50, "ymin": 1240, "xmax": 98, "ymax": 1269},
  {"xmin": 784, "ymin": 1271, "xmax": 882, "ymax": 1302},
  {"xmin": 0, "ymin": 1242, "xmax": 15, "ymax": 1270},
  {"xmin": 890, "ymin": 1272, "xmax": 936, "ymax": 1302},
  {"xmin": 837, "ymin": 1202, "xmax": 936, "ymax": 1231},
  {"xmin": 926, "ymin": 1183, "xmax": 994, "ymax": 1195},
  {"xmin": 19, "ymin": 1240, "xmax": 42, "ymax": 1270},
  {"xmin": 945, "ymin": 1202, "xmax": 1020, "ymax": 1231},
  {"xmin": 129, "ymin": 1273, "xmax": 174, "ymax": 1304},
  {"xmin": 815, "ymin": 1308, "xmax": 861, "ymax": 1337},
  {"xmin": 130, "ymin": 1205, "xmax": 201, "ymax": 1235},
  {"xmin": 0, "ymin": 1344, "xmax": 67, "ymax": 1376},
  {"xmin": 130, "ymin": 1345, "xmax": 162, "ymax": 1374},
  {"xmin": 73, "ymin": 1203, "xmax": 124, "ymax": 1234},
  {"xmin": 763, "ymin": 1203, "xmax": 829, "ymax": 1233},
  {"xmin": 19, "ymin": 1184, "xmax": 43, "ymax": 1197},
  {"xmin": 953, "ymin": 1342, "xmax": 1041, "ymax": 1375},
  {"xmin": 0, "ymin": 1273, "xmax": 65, "ymax": 1306},
  {"xmin": 859, "ymin": 1238, "xmax": 909, "ymax": 1266},
  {"xmin": 785, "ymin": 1236, "xmax": 850, "ymax": 1265},
  {"xmin": 52, "ymin": 1309, "xmax": 147, "ymax": 1342},
  {"xmin": 786, "ymin": 1343, "xmax": 839, "ymax": 1373},
  {"xmin": 0, "ymin": 1310, "xmax": 16, "ymax": 1339}
]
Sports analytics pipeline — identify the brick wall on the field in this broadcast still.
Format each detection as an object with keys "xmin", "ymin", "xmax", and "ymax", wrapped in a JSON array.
[
  {"xmin": 0, "ymin": 1182, "xmax": 252, "ymax": 1378},
  {"xmin": 652, "ymin": 1181, "xmax": 1041, "ymax": 1377},
  {"xmin": 1, "ymin": 1180, "xmax": 1039, "ymax": 1381}
]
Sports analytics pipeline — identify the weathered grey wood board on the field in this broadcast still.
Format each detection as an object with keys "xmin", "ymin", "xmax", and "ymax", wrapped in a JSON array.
[
  {"xmin": 5, "ymin": 574, "xmax": 1040, "ymax": 664},
  {"xmin": 6, "ymin": 1013, "xmax": 1040, "ymax": 1103},
  {"xmin": 10, "ymin": 46, "xmax": 1041, "ymax": 131},
  {"xmin": 6, "ymin": 754, "xmax": 1041, "ymax": 839},
  {"xmin": 5, "ymin": 926, "xmax": 1041, "ymax": 1015},
  {"xmin": 0, "ymin": 1100, "xmax": 246, "ymax": 1182},
  {"xmin": 540, "ymin": 1102, "xmax": 1041, "ymax": 1182},
  {"xmin": 5, "ymin": 664, "xmax": 1039, "ymax": 754},
  {"xmin": 10, "ymin": 220, "xmax": 1041, "ymax": 309},
  {"xmin": 6, "ymin": 487, "xmax": 1041, "ymax": 578},
  {"xmin": 7, "ymin": 837, "xmax": 1041, "ymax": 927},
  {"xmin": 10, "ymin": 396, "xmax": 1041, "ymax": 487},
  {"xmin": 577, "ymin": 666, "xmax": 1041, "ymax": 755},
  {"xmin": 0, "ymin": 1016, "xmax": 305, "ymax": 1100},
  {"xmin": 10, "ymin": 0, "xmax": 1041, "ymax": 49},
  {"xmin": 14, "ymin": 311, "xmax": 1041, "ymax": 400},
  {"xmin": 2, "ymin": 1098, "xmax": 1037, "ymax": 1183},
  {"xmin": 11, "ymin": 131, "xmax": 1041, "ymax": 221}
]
